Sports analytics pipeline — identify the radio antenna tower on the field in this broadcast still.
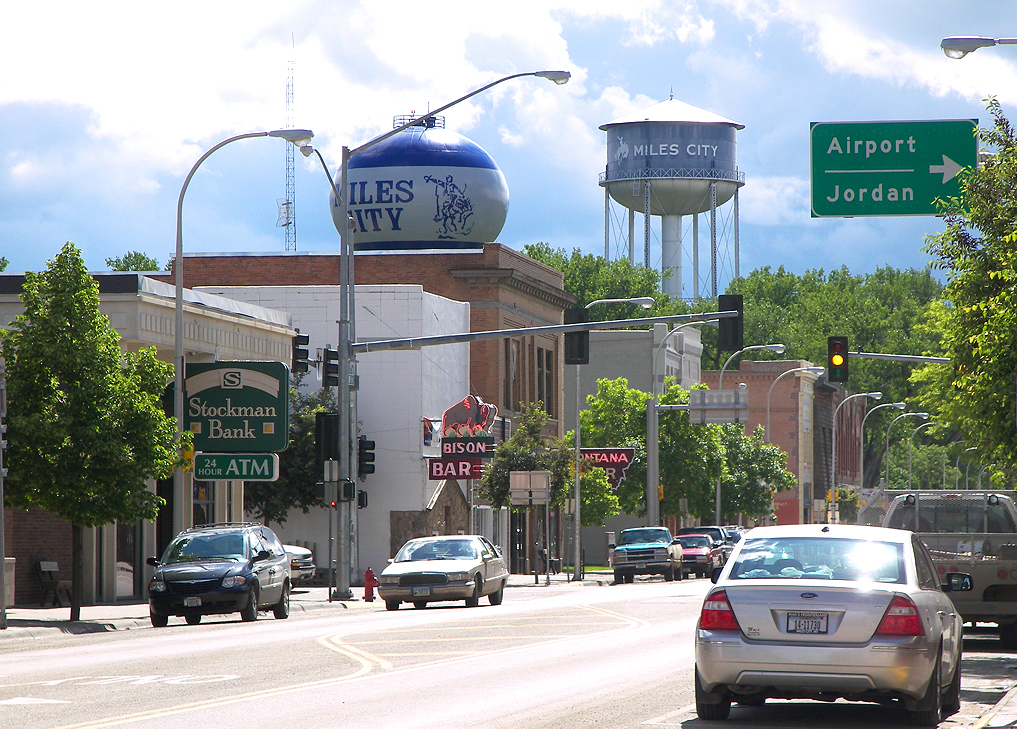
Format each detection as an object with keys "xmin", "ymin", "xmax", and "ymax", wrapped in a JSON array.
[{"xmin": 277, "ymin": 35, "xmax": 297, "ymax": 250}]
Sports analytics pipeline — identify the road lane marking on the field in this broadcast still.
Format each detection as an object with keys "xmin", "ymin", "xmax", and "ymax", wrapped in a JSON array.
[{"xmin": 643, "ymin": 702, "xmax": 697, "ymax": 725}]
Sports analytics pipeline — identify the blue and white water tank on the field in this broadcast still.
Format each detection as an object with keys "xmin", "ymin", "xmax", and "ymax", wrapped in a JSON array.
[
  {"xmin": 600, "ymin": 99, "xmax": 744, "ymax": 298},
  {"xmin": 331, "ymin": 117, "xmax": 509, "ymax": 252}
]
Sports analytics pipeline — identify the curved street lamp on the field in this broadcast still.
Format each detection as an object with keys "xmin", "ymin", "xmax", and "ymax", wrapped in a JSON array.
[
  {"xmin": 830, "ymin": 391, "xmax": 882, "ymax": 494},
  {"xmin": 885, "ymin": 412, "xmax": 929, "ymax": 489},
  {"xmin": 766, "ymin": 366, "xmax": 825, "ymax": 443},
  {"xmin": 652, "ymin": 319, "xmax": 718, "ymax": 397},
  {"xmin": 860, "ymin": 401, "xmax": 906, "ymax": 489},
  {"xmin": 941, "ymin": 36, "xmax": 1017, "ymax": 59},
  {"xmin": 173, "ymin": 128, "xmax": 314, "ymax": 533},
  {"xmin": 574, "ymin": 295, "xmax": 652, "ymax": 580},
  {"xmin": 908, "ymin": 420, "xmax": 937, "ymax": 489},
  {"xmin": 956, "ymin": 447, "xmax": 977, "ymax": 489}
]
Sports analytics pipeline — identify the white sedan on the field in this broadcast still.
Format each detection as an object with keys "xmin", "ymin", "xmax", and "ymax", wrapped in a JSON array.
[
  {"xmin": 694, "ymin": 524, "xmax": 971, "ymax": 726},
  {"xmin": 378, "ymin": 535, "xmax": 509, "ymax": 611}
]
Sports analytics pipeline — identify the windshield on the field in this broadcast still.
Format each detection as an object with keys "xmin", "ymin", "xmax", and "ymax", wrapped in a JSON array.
[
  {"xmin": 728, "ymin": 537, "xmax": 905, "ymax": 583},
  {"xmin": 680, "ymin": 536, "xmax": 710, "ymax": 548},
  {"xmin": 162, "ymin": 533, "xmax": 248, "ymax": 564},
  {"xmin": 395, "ymin": 539, "xmax": 479, "ymax": 562},
  {"xmin": 618, "ymin": 529, "xmax": 671, "ymax": 545}
]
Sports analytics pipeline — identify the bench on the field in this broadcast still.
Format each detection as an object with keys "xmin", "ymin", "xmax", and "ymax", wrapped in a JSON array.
[{"xmin": 37, "ymin": 561, "xmax": 72, "ymax": 607}]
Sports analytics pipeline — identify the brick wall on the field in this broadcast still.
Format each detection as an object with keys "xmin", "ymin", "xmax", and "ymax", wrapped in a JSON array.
[{"xmin": 6, "ymin": 507, "xmax": 72, "ymax": 606}]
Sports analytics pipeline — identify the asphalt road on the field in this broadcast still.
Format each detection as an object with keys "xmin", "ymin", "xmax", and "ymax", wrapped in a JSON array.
[{"xmin": 0, "ymin": 576, "xmax": 1014, "ymax": 729}]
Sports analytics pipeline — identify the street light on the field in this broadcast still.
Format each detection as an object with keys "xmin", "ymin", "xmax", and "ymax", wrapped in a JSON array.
[
  {"xmin": 860, "ymin": 401, "xmax": 906, "ymax": 488},
  {"xmin": 716, "ymin": 343, "xmax": 785, "ymax": 525},
  {"xmin": 652, "ymin": 320, "xmax": 718, "ymax": 396},
  {"xmin": 330, "ymin": 69, "xmax": 570, "ymax": 595},
  {"xmin": 956, "ymin": 447, "xmax": 977, "ymax": 489},
  {"xmin": 766, "ymin": 366, "xmax": 825, "ymax": 443},
  {"xmin": 173, "ymin": 127, "xmax": 314, "ymax": 535},
  {"xmin": 831, "ymin": 392, "xmax": 882, "ymax": 492},
  {"xmin": 574, "ymin": 295, "xmax": 653, "ymax": 579},
  {"xmin": 941, "ymin": 36, "xmax": 1017, "ymax": 59},
  {"xmin": 885, "ymin": 412, "xmax": 928, "ymax": 489},
  {"xmin": 908, "ymin": 420, "xmax": 936, "ymax": 489}
]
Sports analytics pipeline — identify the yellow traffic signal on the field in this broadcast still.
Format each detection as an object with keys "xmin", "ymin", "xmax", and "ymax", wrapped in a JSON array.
[{"xmin": 658, "ymin": 484, "xmax": 664, "ymax": 502}]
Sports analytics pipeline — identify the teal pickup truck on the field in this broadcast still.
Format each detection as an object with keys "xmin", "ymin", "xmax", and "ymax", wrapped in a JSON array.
[{"xmin": 610, "ymin": 527, "xmax": 683, "ymax": 583}]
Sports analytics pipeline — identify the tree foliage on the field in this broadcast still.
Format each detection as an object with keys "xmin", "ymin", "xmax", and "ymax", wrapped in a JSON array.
[
  {"xmin": 917, "ymin": 98, "xmax": 1017, "ymax": 480},
  {"xmin": 105, "ymin": 251, "xmax": 165, "ymax": 272},
  {"xmin": 244, "ymin": 375, "xmax": 333, "ymax": 526}
]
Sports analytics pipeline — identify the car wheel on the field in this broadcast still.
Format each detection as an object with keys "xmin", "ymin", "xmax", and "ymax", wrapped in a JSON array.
[
  {"xmin": 185, "ymin": 614, "xmax": 201, "ymax": 626},
  {"xmin": 942, "ymin": 645, "xmax": 962, "ymax": 717},
  {"xmin": 613, "ymin": 570, "xmax": 623, "ymax": 584},
  {"xmin": 150, "ymin": 612, "xmax": 168, "ymax": 628},
  {"xmin": 241, "ymin": 585, "xmax": 259, "ymax": 622},
  {"xmin": 903, "ymin": 645, "xmax": 942, "ymax": 727},
  {"xmin": 413, "ymin": 601, "xmax": 427, "ymax": 609},
  {"xmin": 695, "ymin": 666, "xmax": 731, "ymax": 720},
  {"xmin": 273, "ymin": 580, "xmax": 290, "ymax": 619},
  {"xmin": 466, "ymin": 574, "xmax": 483, "ymax": 607},
  {"xmin": 385, "ymin": 599, "xmax": 400, "ymax": 611},
  {"xmin": 489, "ymin": 584, "xmax": 504, "ymax": 606},
  {"xmin": 1000, "ymin": 623, "xmax": 1017, "ymax": 649},
  {"xmin": 624, "ymin": 573, "xmax": 634, "ymax": 584}
]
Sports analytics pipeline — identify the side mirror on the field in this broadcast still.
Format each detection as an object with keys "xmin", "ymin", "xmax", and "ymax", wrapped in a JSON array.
[
  {"xmin": 146, "ymin": 557, "xmax": 160, "ymax": 567},
  {"xmin": 943, "ymin": 572, "xmax": 973, "ymax": 593},
  {"xmin": 252, "ymin": 550, "xmax": 271, "ymax": 563},
  {"xmin": 671, "ymin": 538, "xmax": 681, "ymax": 545},
  {"xmin": 608, "ymin": 543, "xmax": 616, "ymax": 550}
]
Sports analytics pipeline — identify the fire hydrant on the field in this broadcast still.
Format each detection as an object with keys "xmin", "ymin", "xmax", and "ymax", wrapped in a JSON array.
[{"xmin": 364, "ymin": 567, "xmax": 378, "ymax": 602}]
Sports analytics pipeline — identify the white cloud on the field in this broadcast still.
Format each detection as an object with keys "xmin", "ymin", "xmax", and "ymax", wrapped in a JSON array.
[{"xmin": 739, "ymin": 176, "xmax": 810, "ymax": 225}]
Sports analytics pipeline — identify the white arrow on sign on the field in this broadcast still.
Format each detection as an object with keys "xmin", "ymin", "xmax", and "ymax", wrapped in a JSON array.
[{"xmin": 929, "ymin": 155, "xmax": 963, "ymax": 184}]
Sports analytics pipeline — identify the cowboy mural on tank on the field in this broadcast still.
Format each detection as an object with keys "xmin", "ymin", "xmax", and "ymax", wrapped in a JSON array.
[{"xmin": 425, "ymin": 173, "xmax": 474, "ymax": 239}]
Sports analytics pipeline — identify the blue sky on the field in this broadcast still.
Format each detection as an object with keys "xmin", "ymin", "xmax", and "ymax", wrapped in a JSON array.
[{"xmin": 2, "ymin": 1, "xmax": 1015, "ymax": 297}]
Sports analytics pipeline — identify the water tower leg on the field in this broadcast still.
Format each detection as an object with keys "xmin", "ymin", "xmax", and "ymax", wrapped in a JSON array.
[
  {"xmin": 661, "ymin": 214, "xmax": 682, "ymax": 299},
  {"xmin": 710, "ymin": 183, "xmax": 718, "ymax": 298},
  {"xmin": 628, "ymin": 209, "xmax": 635, "ymax": 264},
  {"xmin": 692, "ymin": 214, "xmax": 700, "ymax": 300},
  {"xmin": 643, "ymin": 183, "xmax": 651, "ymax": 267},
  {"xmin": 604, "ymin": 186, "xmax": 610, "ymax": 261},
  {"xmin": 734, "ymin": 188, "xmax": 740, "ymax": 280}
]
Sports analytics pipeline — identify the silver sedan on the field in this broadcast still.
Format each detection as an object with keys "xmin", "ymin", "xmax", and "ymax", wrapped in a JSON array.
[
  {"xmin": 694, "ymin": 524, "xmax": 971, "ymax": 726},
  {"xmin": 378, "ymin": 535, "xmax": 509, "ymax": 611}
]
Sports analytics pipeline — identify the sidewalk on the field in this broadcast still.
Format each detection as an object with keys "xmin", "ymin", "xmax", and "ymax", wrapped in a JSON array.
[{"xmin": 0, "ymin": 569, "xmax": 605, "ymax": 640}]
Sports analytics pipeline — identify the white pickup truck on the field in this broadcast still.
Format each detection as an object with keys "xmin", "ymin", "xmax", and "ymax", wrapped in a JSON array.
[{"xmin": 877, "ymin": 490, "xmax": 1017, "ymax": 647}]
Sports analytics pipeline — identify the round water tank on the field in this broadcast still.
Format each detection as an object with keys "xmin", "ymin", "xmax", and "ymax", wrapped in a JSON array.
[
  {"xmin": 330, "ymin": 118, "xmax": 509, "ymax": 251},
  {"xmin": 599, "ymin": 99, "xmax": 744, "ymax": 216}
]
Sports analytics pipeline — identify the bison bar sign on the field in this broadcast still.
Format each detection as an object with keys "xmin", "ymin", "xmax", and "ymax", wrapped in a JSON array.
[{"xmin": 428, "ymin": 458, "xmax": 483, "ymax": 480}]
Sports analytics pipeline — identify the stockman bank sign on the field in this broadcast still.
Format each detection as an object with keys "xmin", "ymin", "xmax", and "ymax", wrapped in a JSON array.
[{"xmin": 185, "ymin": 362, "xmax": 289, "ymax": 453}]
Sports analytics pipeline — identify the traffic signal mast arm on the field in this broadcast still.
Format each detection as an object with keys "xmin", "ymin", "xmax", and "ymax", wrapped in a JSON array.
[
  {"xmin": 851, "ymin": 351, "xmax": 949, "ymax": 364},
  {"xmin": 352, "ymin": 311, "xmax": 736, "ymax": 354}
]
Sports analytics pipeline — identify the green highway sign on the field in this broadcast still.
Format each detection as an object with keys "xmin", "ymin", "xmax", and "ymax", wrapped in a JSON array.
[
  {"xmin": 811, "ymin": 119, "xmax": 977, "ymax": 217},
  {"xmin": 194, "ymin": 453, "xmax": 279, "ymax": 481}
]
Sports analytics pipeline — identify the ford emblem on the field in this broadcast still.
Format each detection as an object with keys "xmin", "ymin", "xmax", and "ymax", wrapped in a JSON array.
[{"xmin": 800, "ymin": 592, "xmax": 819, "ymax": 599}]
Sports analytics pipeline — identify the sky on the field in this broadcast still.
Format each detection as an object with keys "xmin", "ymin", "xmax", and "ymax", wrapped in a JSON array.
[{"xmin": 2, "ymin": 1, "xmax": 1015, "ymax": 298}]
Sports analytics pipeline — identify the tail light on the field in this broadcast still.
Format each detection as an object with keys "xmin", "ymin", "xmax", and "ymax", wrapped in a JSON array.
[
  {"xmin": 875, "ymin": 594, "xmax": 925, "ymax": 636},
  {"xmin": 699, "ymin": 589, "xmax": 741, "ymax": 631}
]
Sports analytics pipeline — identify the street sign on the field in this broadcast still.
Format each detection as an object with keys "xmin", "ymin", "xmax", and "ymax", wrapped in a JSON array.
[
  {"xmin": 509, "ymin": 471, "xmax": 550, "ymax": 505},
  {"xmin": 185, "ymin": 362, "xmax": 289, "ymax": 453},
  {"xmin": 810, "ymin": 119, "xmax": 977, "ymax": 217},
  {"xmin": 688, "ymin": 389, "xmax": 749, "ymax": 424},
  {"xmin": 194, "ymin": 453, "xmax": 279, "ymax": 481}
]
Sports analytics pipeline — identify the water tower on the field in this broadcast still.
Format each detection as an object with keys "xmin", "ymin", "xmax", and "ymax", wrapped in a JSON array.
[{"xmin": 599, "ymin": 99, "xmax": 744, "ymax": 299}]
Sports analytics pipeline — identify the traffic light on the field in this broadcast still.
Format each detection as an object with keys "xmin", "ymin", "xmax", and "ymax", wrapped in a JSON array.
[
  {"xmin": 323, "ymin": 347, "xmax": 339, "ymax": 387},
  {"xmin": 315, "ymin": 412, "xmax": 339, "ymax": 464},
  {"xmin": 564, "ymin": 308, "xmax": 589, "ymax": 365},
  {"xmin": 291, "ymin": 332, "xmax": 309, "ymax": 373},
  {"xmin": 657, "ymin": 484, "xmax": 664, "ymax": 502},
  {"xmin": 357, "ymin": 490, "xmax": 368, "ymax": 509},
  {"xmin": 358, "ymin": 435, "xmax": 376, "ymax": 478},
  {"xmin": 340, "ymin": 479, "xmax": 355, "ymax": 502},
  {"xmin": 717, "ymin": 294, "xmax": 743, "ymax": 352},
  {"xmin": 827, "ymin": 336, "xmax": 849, "ymax": 382}
]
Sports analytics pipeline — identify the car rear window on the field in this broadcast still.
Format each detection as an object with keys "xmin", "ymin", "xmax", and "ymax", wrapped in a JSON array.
[{"xmin": 728, "ymin": 537, "xmax": 905, "ymax": 583}]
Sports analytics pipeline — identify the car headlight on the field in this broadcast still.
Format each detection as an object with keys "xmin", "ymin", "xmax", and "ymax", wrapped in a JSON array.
[
  {"xmin": 148, "ymin": 579, "xmax": 166, "ymax": 593},
  {"xmin": 222, "ymin": 575, "xmax": 247, "ymax": 588},
  {"xmin": 447, "ymin": 572, "xmax": 469, "ymax": 582},
  {"xmin": 379, "ymin": 575, "xmax": 400, "ymax": 585}
]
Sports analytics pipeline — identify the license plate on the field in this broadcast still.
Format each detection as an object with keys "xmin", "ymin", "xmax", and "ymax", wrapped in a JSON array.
[
  {"xmin": 184, "ymin": 596, "xmax": 201, "ymax": 607},
  {"xmin": 787, "ymin": 611, "xmax": 828, "ymax": 634},
  {"xmin": 412, "ymin": 586, "xmax": 431, "ymax": 597}
]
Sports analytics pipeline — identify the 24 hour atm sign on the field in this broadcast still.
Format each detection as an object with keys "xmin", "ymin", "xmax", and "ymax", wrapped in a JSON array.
[{"xmin": 811, "ymin": 120, "xmax": 977, "ymax": 217}]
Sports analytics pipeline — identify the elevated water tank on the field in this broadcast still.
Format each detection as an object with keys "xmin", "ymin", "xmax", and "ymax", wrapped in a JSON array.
[
  {"xmin": 331, "ymin": 117, "xmax": 509, "ymax": 252},
  {"xmin": 599, "ymin": 99, "xmax": 744, "ymax": 298}
]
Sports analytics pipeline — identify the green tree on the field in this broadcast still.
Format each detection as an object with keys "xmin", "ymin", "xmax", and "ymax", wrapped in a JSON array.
[
  {"xmin": 718, "ymin": 424, "xmax": 796, "ymax": 521},
  {"xmin": 1, "ymin": 243, "xmax": 180, "ymax": 619},
  {"xmin": 105, "ymin": 251, "xmax": 165, "ymax": 271},
  {"xmin": 0, "ymin": 257, "xmax": 7, "ymax": 271},
  {"xmin": 245, "ymin": 374, "xmax": 333, "ymax": 526},
  {"xmin": 918, "ymin": 98, "xmax": 1017, "ymax": 478}
]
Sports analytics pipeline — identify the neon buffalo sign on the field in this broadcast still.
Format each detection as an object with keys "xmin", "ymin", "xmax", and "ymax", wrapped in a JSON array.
[
  {"xmin": 580, "ymin": 448, "xmax": 636, "ymax": 490},
  {"xmin": 428, "ymin": 396, "xmax": 499, "ymax": 481}
]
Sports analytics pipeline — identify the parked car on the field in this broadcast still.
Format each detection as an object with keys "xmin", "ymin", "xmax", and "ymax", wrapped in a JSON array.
[
  {"xmin": 677, "ymin": 526, "xmax": 734, "ymax": 563},
  {"xmin": 611, "ymin": 527, "xmax": 683, "ymax": 583},
  {"xmin": 378, "ymin": 535, "xmax": 509, "ymax": 611},
  {"xmin": 284, "ymin": 545, "xmax": 316, "ymax": 582},
  {"xmin": 678, "ymin": 534, "xmax": 724, "ymax": 578},
  {"xmin": 147, "ymin": 522, "xmax": 291, "ymax": 627},
  {"xmin": 694, "ymin": 523, "xmax": 971, "ymax": 725}
]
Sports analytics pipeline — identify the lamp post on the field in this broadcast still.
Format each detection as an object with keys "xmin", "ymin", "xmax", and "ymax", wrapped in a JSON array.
[
  {"xmin": 908, "ymin": 420, "xmax": 936, "ymax": 489},
  {"xmin": 330, "ymin": 70, "xmax": 570, "ymax": 595},
  {"xmin": 860, "ymin": 402, "xmax": 905, "ymax": 488},
  {"xmin": 941, "ymin": 36, "xmax": 1017, "ymax": 59},
  {"xmin": 716, "ymin": 343, "xmax": 785, "ymax": 525},
  {"xmin": 956, "ymin": 447, "xmax": 977, "ymax": 489},
  {"xmin": 173, "ymin": 128, "xmax": 313, "ymax": 535},
  {"xmin": 885, "ymin": 412, "xmax": 928, "ymax": 489},
  {"xmin": 652, "ymin": 320, "xmax": 718, "ymax": 397},
  {"xmin": 574, "ymin": 296, "xmax": 653, "ymax": 578},
  {"xmin": 831, "ymin": 391, "xmax": 882, "ymax": 492},
  {"xmin": 765, "ymin": 366, "xmax": 825, "ymax": 443}
]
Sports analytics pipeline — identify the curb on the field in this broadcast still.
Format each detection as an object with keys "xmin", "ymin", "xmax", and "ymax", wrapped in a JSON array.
[{"xmin": 973, "ymin": 686, "xmax": 1017, "ymax": 729}]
